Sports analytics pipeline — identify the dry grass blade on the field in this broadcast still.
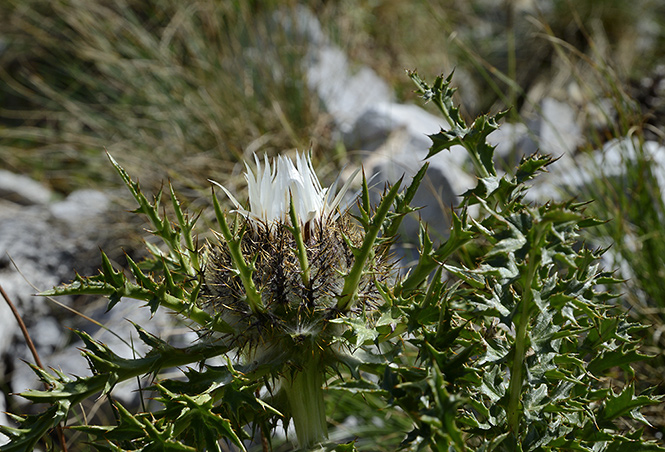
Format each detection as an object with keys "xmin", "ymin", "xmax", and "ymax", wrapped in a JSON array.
[
  {"xmin": 0, "ymin": 284, "xmax": 68, "ymax": 452},
  {"xmin": 0, "ymin": 285, "xmax": 43, "ymax": 371}
]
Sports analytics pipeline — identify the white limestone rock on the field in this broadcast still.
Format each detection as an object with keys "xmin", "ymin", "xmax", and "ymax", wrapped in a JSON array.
[
  {"xmin": 50, "ymin": 189, "xmax": 110, "ymax": 223},
  {"xmin": 350, "ymin": 102, "xmax": 475, "ymax": 241},
  {"xmin": 277, "ymin": 5, "xmax": 393, "ymax": 134},
  {"xmin": 0, "ymin": 170, "xmax": 52, "ymax": 205}
]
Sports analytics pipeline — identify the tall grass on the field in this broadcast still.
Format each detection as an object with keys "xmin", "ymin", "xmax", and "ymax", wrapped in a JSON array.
[{"xmin": 0, "ymin": 0, "xmax": 327, "ymax": 195}]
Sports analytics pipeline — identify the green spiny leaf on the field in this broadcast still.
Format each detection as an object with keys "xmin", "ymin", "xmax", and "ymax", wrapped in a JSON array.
[
  {"xmin": 337, "ymin": 178, "xmax": 403, "ymax": 311},
  {"xmin": 600, "ymin": 384, "xmax": 663, "ymax": 423},
  {"xmin": 588, "ymin": 349, "xmax": 653, "ymax": 375}
]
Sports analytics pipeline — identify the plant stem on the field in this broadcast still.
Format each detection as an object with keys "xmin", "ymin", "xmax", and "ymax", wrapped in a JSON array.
[
  {"xmin": 506, "ymin": 239, "xmax": 541, "ymax": 436},
  {"xmin": 1, "ymin": 284, "xmax": 44, "ymax": 370},
  {"xmin": 337, "ymin": 179, "xmax": 402, "ymax": 311},
  {"xmin": 170, "ymin": 183, "xmax": 200, "ymax": 274},
  {"xmin": 1, "ymin": 285, "xmax": 69, "ymax": 451},
  {"xmin": 431, "ymin": 90, "xmax": 491, "ymax": 180},
  {"xmin": 283, "ymin": 360, "xmax": 328, "ymax": 449},
  {"xmin": 289, "ymin": 196, "xmax": 311, "ymax": 289}
]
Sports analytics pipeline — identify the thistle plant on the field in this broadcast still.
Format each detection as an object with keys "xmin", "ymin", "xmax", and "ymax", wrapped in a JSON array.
[
  {"xmin": 202, "ymin": 153, "xmax": 394, "ymax": 447},
  {"xmin": 1, "ymin": 72, "xmax": 662, "ymax": 452}
]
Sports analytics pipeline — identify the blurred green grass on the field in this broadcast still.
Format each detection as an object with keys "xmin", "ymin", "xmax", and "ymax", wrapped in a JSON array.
[
  {"xmin": 2, "ymin": 0, "xmax": 663, "ymax": 192},
  {"xmin": 0, "ymin": 0, "xmax": 332, "ymax": 197}
]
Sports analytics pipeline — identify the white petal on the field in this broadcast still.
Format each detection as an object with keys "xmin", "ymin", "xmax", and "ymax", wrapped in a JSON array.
[
  {"xmin": 209, "ymin": 179, "xmax": 242, "ymax": 210},
  {"xmin": 218, "ymin": 151, "xmax": 357, "ymax": 228},
  {"xmin": 324, "ymin": 168, "xmax": 361, "ymax": 219}
]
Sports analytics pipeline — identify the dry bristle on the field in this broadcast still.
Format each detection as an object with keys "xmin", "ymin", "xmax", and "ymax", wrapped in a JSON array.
[{"xmin": 200, "ymin": 213, "xmax": 393, "ymax": 361}]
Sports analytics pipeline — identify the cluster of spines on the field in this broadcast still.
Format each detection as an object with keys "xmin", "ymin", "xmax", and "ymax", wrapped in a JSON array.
[{"xmin": 201, "ymin": 214, "xmax": 387, "ymax": 355}]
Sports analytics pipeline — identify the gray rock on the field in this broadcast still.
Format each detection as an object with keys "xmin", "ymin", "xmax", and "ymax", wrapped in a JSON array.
[
  {"xmin": 351, "ymin": 102, "xmax": 475, "ymax": 241},
  {"xmin": 485, "ymin": 97, "xmax": 581, "ymax": 167},
  {"xmin": 0, "ymin": 182, "xmax": 116, "ymax": 406},
  {"xmin": 32, "ymin": 317, "xmax": 66, "ymax": 356},
  {"xmin": 278, "ymin": 5, "xmax": 393, "ymax": 134},
  {"xmin": 50, "ymin": 189, "xmax": 110, "ymax": 223},
  {"xmin": 0, "ymin": 203, "xmax": 64, "ymax": 320},
  {"xmin": 527, "ymin": 137, "xmax": 665, "ymax": 202},
  {"xmin": 347, "ymin": 102, "xmax": 456, "ymax": 156},
  {"xmin": 480, "ymin": 97, "xmax": 584, "ymax": 169},
  {"xmin": 0, "ymin": 169, "xmax": 196, "ymax": 420},
  {"xmin": 279, "ymin": 5, "xmax": 473, "ymax": 240},
  {"xmin": 488, "ymin": 122, "xmax": 535, "ymax": 163},
  {"xmin": 10, "ymin": 296, "xmax": 196, "ymax": 404},
  {"xmin": 306, "ymin": 46, "xmax": 393, "ymax": 134},
  {"xmin": 0, "ymin": 170, "xmax": 52, "ymax": 205},
  {"xmin": 537, "ymin": 97, "xmax": 582, "ymax": 161},
  {"xmin": 87, "ymin": 300, "xmax": 198, "ymax": 404},
  {"xmin": 9, "ymin": 341, "xmax": 87, "ymax": 396}
]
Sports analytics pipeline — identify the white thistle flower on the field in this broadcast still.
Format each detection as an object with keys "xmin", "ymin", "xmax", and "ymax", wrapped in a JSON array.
[
  {"xmin": 203, "ymin": 152, "xmax": 385, "ymax": 449},
  {"xmin": 213, "ymin": 152, "xmax": 357, "ymax": 227}
]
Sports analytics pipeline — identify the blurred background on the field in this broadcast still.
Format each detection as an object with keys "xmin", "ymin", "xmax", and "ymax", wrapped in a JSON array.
[{"xmin": 1, "ymin": 0, "xmax": 665, "ymax": 447}]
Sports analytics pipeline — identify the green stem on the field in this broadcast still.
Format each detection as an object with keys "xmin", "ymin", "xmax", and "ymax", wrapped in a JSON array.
[
  {"xmin": 109, "ymin": 153, "xmax": 195, "ymax": 276},
  {"xmin": 288, "ymin": 196, "xmax": 311, "ymax": 289},
  {"xmin": 466, "ymin": 148, "xmax": 491, "ymax": 179},
  {"xmin": 337, "ymin": 179, "xmax": 402, "ymax": 311},
  {"xmin": 170, "ymin": 183, "xmax": 199, "ymax": 275},
  {"xmin": 128, "ymin": 287, "xmax": 232, "ymax": 334},
  {"xmin": 12, "ymin": 339, "xmax": 229, "ymax": 451},
  {"xmin": 506, "ymin": 241, "xmax": 540, "ymax": 436},
  {"xmin": 40, "ymin": 280, "xmax": 233, "ymax": 334},
  {"xmin": 435, "ymin": 97, "xmax": 456, "ymax": 131},
  {"xmin": 398, "ymin": 212, "xmax": 474, "ymax": 296},
  {"xmin": 428, "ymin": 78, "xmax": 491, "ymax": 180},
  {"xmin": 283, "ymin": 360, "xmax": 327, "ymax": 449}
]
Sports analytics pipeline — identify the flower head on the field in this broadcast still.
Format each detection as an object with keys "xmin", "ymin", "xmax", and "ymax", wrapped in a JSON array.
[{"xmin": 214, "ymin": 152, "xmax": 355, "ymax": 228}]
